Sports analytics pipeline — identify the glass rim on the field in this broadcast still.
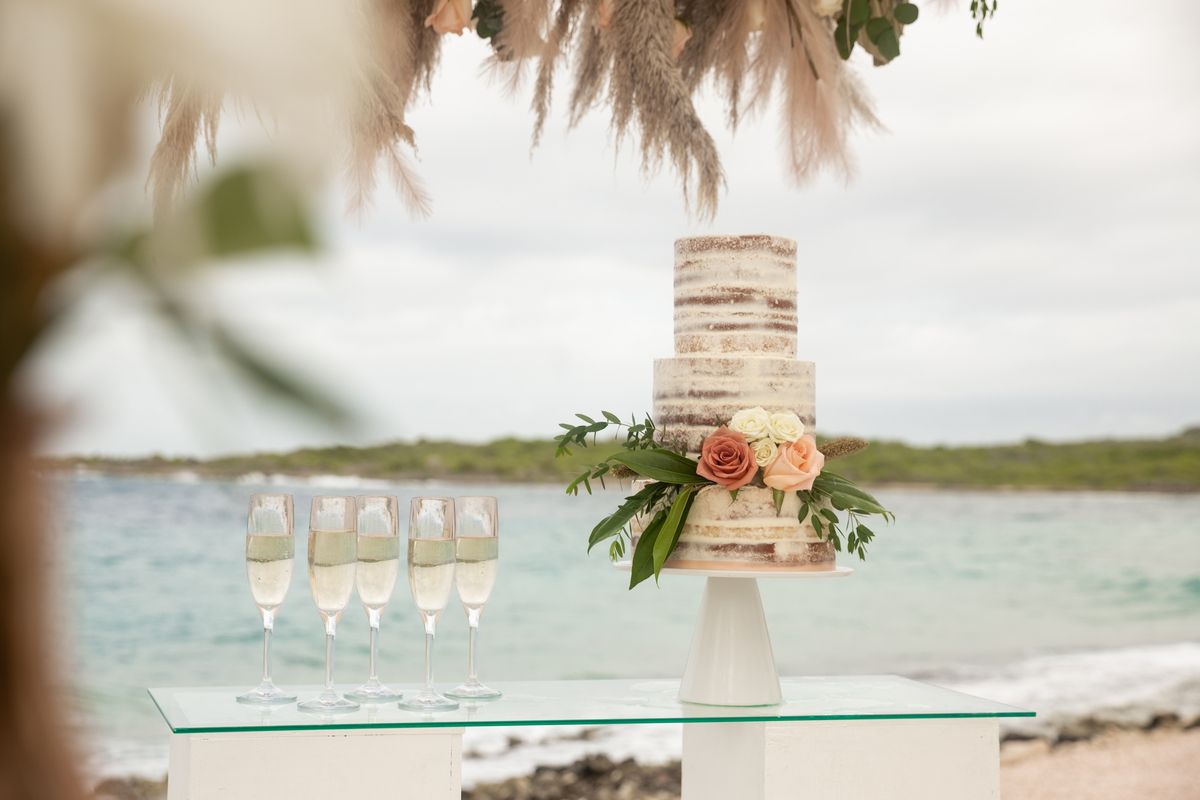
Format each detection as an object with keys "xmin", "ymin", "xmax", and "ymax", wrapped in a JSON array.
[
  {"xmin": 247, "ymin": 494, "xmax": 293, "ymax": 536},
  {"xmin": 309, "ymin": 495, "xmax": 356, "ymax": 533},
  {"xmin": 355, "ymin": 495, "xmax": 399, "ymax": 537}
]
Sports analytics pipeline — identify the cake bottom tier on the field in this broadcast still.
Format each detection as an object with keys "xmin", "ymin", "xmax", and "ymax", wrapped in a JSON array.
[{"xmin": 635, "ymin": 485, "xmax": 837, "ymax": 571}]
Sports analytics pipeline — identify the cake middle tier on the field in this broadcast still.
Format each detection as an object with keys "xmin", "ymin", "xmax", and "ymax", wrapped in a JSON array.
[{"xmin": 653, "ymin": 356, "xmax": 816, "ymax": 452}]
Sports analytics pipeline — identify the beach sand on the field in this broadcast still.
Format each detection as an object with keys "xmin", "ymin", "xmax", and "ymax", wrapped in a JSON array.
[
  {"xmin": 93, "ymin": 727, "xmax": 1200, "ymax": 799},
  {"xmin": 1001, "ymin": 727, "xmax": 1200, "ymax": 800}
]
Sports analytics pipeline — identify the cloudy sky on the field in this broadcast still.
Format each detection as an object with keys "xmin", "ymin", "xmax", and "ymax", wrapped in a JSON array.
[{"xmin": 26, "ymin": 0, "xmax": 1200, "ymax": 457}]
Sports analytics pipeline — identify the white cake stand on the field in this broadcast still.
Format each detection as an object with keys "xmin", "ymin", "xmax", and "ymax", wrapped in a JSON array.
[{"xmin": 617, "ymin": 563, "xmax": 853, "ymax": 706}]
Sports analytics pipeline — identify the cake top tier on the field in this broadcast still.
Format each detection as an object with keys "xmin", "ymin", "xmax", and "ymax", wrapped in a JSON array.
[{"xmin": 673, "ymin": 235, "xmax": 798, "ymax": 358}]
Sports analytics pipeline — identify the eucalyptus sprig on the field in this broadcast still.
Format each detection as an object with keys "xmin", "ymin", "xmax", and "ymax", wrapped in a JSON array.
[
  {"xmin": 970, "ymin": 0, "xmax": 999, "ymax": 38},
  {"xmin": 555, "ymin": 410, "xmax": 714, "ymax": 588},
  {"xmin": 797, "ymin": 471, "xmax": 893, "ymax": 560},
  {"xmin": 835, "ymin": 0, "xmax": 920, "ymax": 64}
]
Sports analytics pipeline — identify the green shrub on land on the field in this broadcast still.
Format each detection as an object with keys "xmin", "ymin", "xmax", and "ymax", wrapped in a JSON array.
[{"xmin": 46, "ymin": 428, "xmax": 1200, "ymax": 493}]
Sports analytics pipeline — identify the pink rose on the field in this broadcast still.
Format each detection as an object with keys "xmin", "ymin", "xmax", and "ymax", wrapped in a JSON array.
[
  {"xmin": 425, "ymin": 0, "xmax": 473, "ymax": 35},
  {"xmin": 762, "ymin": 435, "xmax": 824, "ymax": 492},
  {"xmin": 696, "ymin": 426, "xmax": 758, "ymax": 491}
]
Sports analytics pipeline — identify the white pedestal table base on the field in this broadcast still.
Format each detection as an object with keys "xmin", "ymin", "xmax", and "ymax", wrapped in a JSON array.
[
  {"xmin": 682, "ymin": 718, "xmax": 1000, "ymax": 800},
  {"xmin": 166, "ymin": 727, "xmax": 462, "ymax": 800}
]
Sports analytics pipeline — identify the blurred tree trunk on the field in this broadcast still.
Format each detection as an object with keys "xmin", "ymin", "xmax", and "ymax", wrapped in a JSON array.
[{"xmin": 0, "ymin": 129, "xmax": 86, "ymax": 800}]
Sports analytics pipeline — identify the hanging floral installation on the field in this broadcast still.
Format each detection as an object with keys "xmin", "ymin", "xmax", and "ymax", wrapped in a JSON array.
[{"xmin": 151, "ymin": 0, "xmax": 992, "ymax": 218}]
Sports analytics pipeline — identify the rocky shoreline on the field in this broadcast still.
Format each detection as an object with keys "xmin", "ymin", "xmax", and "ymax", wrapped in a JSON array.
[
  {"xmin": 90, "ymin": 756, "xmax": 682, "ymax": 800},
  {"xmin": 92, "ymin": 725, "xmax": 1200, "ymax": 800}
]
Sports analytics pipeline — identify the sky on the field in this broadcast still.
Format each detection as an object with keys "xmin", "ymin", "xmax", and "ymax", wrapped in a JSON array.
[{"xmin": 24, "ymin": 0, "xmax": 1200, "ymax": 457}]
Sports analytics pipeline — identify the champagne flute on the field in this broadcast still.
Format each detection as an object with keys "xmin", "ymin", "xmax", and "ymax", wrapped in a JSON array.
[
  {"xmin": 346, "ymin": 496, "xmax": 402, "ymax": 704},
  {"xmin": 237, "ymin": 494, "xmax": 298, "ymax": 705},
  {"xmin": 446, "ymin": 496, "xmax": 501, "ymax": 700},
  {"xmin": 298, "ymin": 496, "xmax": 359, "ymax": 713},
  {"xmin": 399, "ymin": 496, "xmax": 459, "ymax": 712}
]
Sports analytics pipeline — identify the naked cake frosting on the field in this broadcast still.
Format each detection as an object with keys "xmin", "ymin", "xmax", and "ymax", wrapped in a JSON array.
[{"xmin": 647, "ymin": 234, "xmax": 834, "ymax": 571}]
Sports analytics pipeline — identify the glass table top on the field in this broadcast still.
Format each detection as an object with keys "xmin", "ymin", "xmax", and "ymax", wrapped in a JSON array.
[{"xmin": 150, "ymin": 676, "xmax": 1033, "ymax": 734}]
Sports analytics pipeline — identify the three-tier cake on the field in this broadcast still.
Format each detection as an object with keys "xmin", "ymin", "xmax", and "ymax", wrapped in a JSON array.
[{"xmin": 649, "ymin": 234, "xmax": 835, "ymax": 571}]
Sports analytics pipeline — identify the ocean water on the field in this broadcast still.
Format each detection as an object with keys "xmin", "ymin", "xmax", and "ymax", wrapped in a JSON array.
[{"xmin": 51, "ymin": 474, "xmax": 1200, "ymax": 784}]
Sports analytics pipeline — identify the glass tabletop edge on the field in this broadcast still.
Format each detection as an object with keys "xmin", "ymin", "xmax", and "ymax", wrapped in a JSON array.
[{"xmin": 161, "ymin": 710, "xmax": 1035, "ymax": 735}]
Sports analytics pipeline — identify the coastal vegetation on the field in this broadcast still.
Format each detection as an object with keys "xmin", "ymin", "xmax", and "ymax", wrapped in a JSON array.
[{"xmin": 47, "ymin": 427, "xmax": 1200, "ymax": 493}]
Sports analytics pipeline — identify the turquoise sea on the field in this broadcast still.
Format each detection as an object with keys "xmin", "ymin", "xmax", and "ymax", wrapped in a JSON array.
[{"xmin": 54, "ymin": 473, "xmax": 1200, "ymax": 784}]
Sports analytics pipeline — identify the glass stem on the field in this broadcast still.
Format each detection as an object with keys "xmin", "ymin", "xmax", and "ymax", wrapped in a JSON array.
[
  {"xmin": 324, "ymin": 616, "xmax": 337, "ymax": 693},
  {"xmin": 466, "ymin": 607, "xmax": 481, "ymax": 681},
  {"xmin": 367, "ymin": 608, "xmax": 381, "ymax": 681},
  {"xmin": 422, "ymin": 613, "xmax": 436, "ymax": 691},
  {"xmin": 260, "ymin": 608, "xmax": 275, "ymax": 683}
]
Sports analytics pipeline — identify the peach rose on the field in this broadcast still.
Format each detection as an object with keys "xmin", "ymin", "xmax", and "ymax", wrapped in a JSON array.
[
  {"xmin": 696, "ymin": 426, "xmax": 758, "ymax": 490},
  {"xmin": 762, "ymin": 435, "xmax": 824, "ymax": 492},
  {"xmin": 672, "ymin": 19, "xmax": 692, "ymax": 60},
  {"xmin": 425, "ymin": 0, "xmax": 473, "ymax": 35},
  {"xmin": 596, "ymin": 0, "xmax": 614, "ymax": 29}
]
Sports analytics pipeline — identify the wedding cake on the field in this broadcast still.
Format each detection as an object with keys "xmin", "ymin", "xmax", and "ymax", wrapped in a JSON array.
[{"xmin": 650, "ymin": 234, "xmax": 835, "ymax": 571}]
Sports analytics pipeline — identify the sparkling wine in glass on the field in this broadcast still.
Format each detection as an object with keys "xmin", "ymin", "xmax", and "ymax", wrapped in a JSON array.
[
  {"xmin": 237, "ymin": 494, "xmax": 298, "ymax": 705},
  {"xmin": 346, "ymin": 496, "xmax": 402, "ymax": 704},
  {"xmin": 399, "ymin": 496, "xmax": 459, "ymax": 712},
  {"xmin": 447, "ymin": 496, "xmax": 501, "ymax": 700},
  {"xmin": 298, "ymin": 496, "xmax": 359, "ymax": 714}
]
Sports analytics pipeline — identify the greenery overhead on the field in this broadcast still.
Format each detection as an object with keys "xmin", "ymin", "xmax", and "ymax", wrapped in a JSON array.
[{"xmin": 149, "ymin": 0, "xmax": 995, "ymax": 219}]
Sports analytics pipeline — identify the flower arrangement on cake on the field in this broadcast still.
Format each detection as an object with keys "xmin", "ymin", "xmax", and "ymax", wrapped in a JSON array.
[{"xmin": 556, "ymin": 408, "xmax": 892, "ymax": 589}]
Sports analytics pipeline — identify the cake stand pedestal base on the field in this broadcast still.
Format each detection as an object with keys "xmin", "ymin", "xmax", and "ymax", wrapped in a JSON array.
[
  {"xmin": 672, "ymin": 566, "xmax": 853, "ymax": 707},
  {"xmin": 680, "ymin": 577, "xmax": 782, "ymax": 706}
]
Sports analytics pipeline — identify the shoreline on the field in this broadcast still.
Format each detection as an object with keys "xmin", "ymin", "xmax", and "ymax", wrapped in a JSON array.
[
  {"xmin": 40, "ymin": 427, "xmax": 1200, "ymax": 494},
  {"xmin": 92, "ymin": 724, "xmax": 1200, "ymax": 800},
  {"xmin": 44, "ymin": 464, "xmax": 1200, "ymax": 495}
]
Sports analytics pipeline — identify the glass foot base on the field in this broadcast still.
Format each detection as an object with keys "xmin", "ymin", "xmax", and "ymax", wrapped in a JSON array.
[
  {"xmin": 298, "ymin": 693, "xmax": 359, "ymax": 714},
  {"xmin": 445, "ymin": 680, "xmax": 502, "ymax": 700},
  {"xmin": 236, "ymin": 681, "xmax": 297, "ymax": 706},
  {"xmin": 398, "ymin": 690, "xmax": 459, "ymax": 712},
  {"xmin": 346, "ymin": 683, "xmax": 403, "ymax": 704}
]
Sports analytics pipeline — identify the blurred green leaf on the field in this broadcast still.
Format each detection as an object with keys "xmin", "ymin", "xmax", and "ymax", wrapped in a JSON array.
[{"xmin": 894, "ymin": 3, "xmax": 919, "ymax": 25}]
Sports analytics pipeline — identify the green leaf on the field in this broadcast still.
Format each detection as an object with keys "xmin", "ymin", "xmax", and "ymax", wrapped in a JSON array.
[
  {"xmin": 587, "ymin": 482, "xmax": 662, "ymax": 552},
  {"xmin": 629, "ymin": 510, "xmax": 667, "ymax": 589},
  {"xmin": 608, "ymin": 538, "xmax": 625, "ymax": 561},
  {"xmin": 866, "ymin": 17, "xmax": 892, "ymax": 41},
  {"xmin": 611, "ymin": 448, "xmax": 702, "ymax": 484},
  {"xmin": 771, "ymin": 488, "xmax": 786, "ymax": 515},
  {"xmin": 652, "ymin": 486, "xmax": 699, "ymax": 580},
  {"xmin": 894, "ymin": 2, "xmax": 919, "ymax": 24},
  {"xmin": 819, "ymin": 508, "xmax": 839, "ymax": 523},
  {"xmin": 729, "ymin": 489, "xmax": 740, "ymax": 502},
  {"xmin": 812, "ymin": 515, "xmax": 824, "ymax": 536},
  {"xmin": 835, "ymin": 17, "xmax": 856, "ymax": 59},
  {"xmin": 192, "ymin": 166, "xmax": 318, "ymax": 261},
  {"xmin": 875, "ymin": 27, "xmax": 900, "ymax": 60},
  {"xmin": 849, "ymin": 0, "xmax": 871, "ymax": 24},
  {"xmin": 576, "ymin": 413, "xmax": 596, "ymax": 424},
  {"xmin": 602, "ymin": 410, "xmax": 622, "ymax": 424},
  {"xmin": 797, "ymin": 502, "xmax": 810, "ymax": 524}
]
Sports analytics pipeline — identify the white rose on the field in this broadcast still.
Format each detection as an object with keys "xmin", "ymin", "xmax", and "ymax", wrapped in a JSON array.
[
  {"xmin": 767, "ymin": 411, "xmax": 805, "ymax": 443},
  {"xmin": 729, "ymin": 407, "xmax": 771, "ymax": 441},
  {"xmin": 812, "ymin": 0, "xmax": 843, "ymax": 17},
  {"xmin": 751, "ymin": 437, "xmax": 778, "ymax": 468}
]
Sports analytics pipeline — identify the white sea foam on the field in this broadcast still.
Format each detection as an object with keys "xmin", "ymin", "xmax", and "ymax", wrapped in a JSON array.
[
  {"xmin": 234, "ymin": 472, "xmax": 398, "ymax": 491},
  {"xmin": 939, "ymin": 641, "xmax": 1200, "ymax": 741}
]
